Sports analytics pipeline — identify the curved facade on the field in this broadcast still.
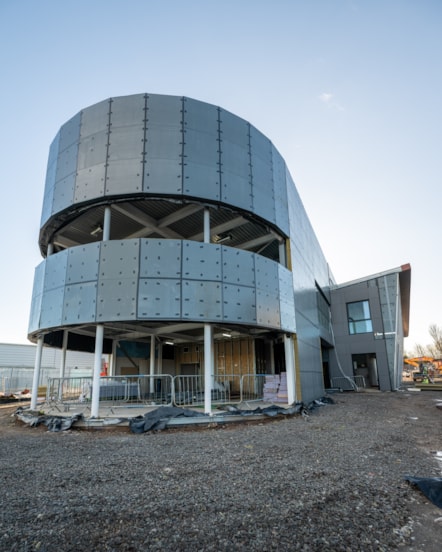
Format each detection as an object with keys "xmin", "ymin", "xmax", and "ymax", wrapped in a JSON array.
[{"xmin": 29, "ymin": 94, "xmax": 298, "ymax": 351}]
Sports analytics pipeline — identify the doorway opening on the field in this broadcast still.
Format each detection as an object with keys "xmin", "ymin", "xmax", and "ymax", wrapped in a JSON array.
[{"xmin": 352, "ymin": 353, "xmax": 379, "ymax": 388}]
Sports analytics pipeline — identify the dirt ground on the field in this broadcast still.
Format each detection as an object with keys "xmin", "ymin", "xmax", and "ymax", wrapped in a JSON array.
[{"xmin": 0, "ymin": 388, "xmax": 441, "ymax": 551}]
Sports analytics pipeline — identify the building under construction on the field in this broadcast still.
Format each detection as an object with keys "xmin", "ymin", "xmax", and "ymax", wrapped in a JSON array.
[{"xmin": 27, "ymin": 93, "xmax": 411, "ymax": 415}]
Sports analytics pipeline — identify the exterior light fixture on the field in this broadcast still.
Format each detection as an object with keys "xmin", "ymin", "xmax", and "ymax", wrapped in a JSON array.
[
  {"xmin": 90, "ymin": 224, "xmax": 103, "ymax": 236},
  {"xmin": 164, "ymin": 340, "xmax": 174, "ymax": 346},
  {"xmin": 213, "ymin": 233, "xmax": 232, "ymax": 244}
]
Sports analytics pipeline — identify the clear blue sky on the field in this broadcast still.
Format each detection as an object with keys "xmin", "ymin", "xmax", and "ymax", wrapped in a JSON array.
[{"xmin": 0, "ymin": 0, "xmax": 440, "ymax": 351}]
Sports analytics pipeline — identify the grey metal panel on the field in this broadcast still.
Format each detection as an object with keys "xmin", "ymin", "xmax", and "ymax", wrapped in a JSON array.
[
  {"xmin": 219, "ymin": 109, "xmax": 253, "ymax": 211},
  {"xmin": 110, "ymin": 94, "xmax": 145, "ymax": 127},
  {"xmin": 40, "ymin": 133, "xmax": 59, "ymax": 225},
  {"xmin": 254, "ymin": 248, "xmax": 283, "ymax": 328},
  {"xmin": 256, "ymin": 290, "xmax": 280, "ymax": 328},
  {"xmin": 182, "ymin": 241, "xmax": 221, "ymax": 281},
  {"xmin": 66, "ymin": 243, "xmax": 100, "ymax": 284},
  {"xmin": 80, "ymin": 99, "xmax": 110, "ymax": 138},
  {"xmin": 106, "ymin": 96, "xmax": 145, "ymax": 195},
  {"xmin": 272, "ymin": 146, "xmax": 289, "ymax": 236},
  {"xmin": 222, "ymin": 284, "xmax": 256, "ymax": 323},
  {"xmin": 278, "ymin": 265, "xmax": 296, "ymax": 332},
  {"xmin": 144, "ymin": 94, "xmax": 182, "ymax": 194},
  {"xmin": 254, "ymin": 255, "xmax": 279, "ymax": 294},
  {"xmin": 183, "ymin": 98, "xmax": 220, "ymax": 201},
  {"xmin": 43, "ymin": 250, "xmax": 68, "ymax": 291},
  {"xmin": 52, "ymin": 173, "xmax": 75, "ymax": 214},
  {"xmin": 140, "ymin": 239, "xmax": 182, "ymax": 278},
  {"xmin": 221, "ymin": 246, "xmax": 255, "ymax": 286},
  {"xmin": 62, "ymin": 282, "xmax": 97, "ymax": 324},
  {"xmin": 77, "ymin": 130, "xmax": 108, "ymax": 169},
  {"xmin": 138, "ymin": 279, "xmax": 181, "ymax": 318},
  {"xmin": 250, "ymin": 126, "xmax": 275, "ymax": 224},
  {"xmin": 58, "ymin": 112, "xmax": 81, "ymax": 152},
  {"xmin": 96, "ymin": 278, "xmax": 138, "ymax": 321},
  {"xmin": 28, "ymin": 262, "xmax": 45, "ymax": 333},
  {"xmin": 107, "ymin": 125, "xmax": 144, "ymax": 161},
  {"xmin": 55, "ymin": 144, "xmax": 79, "ymax": 182},
  {"xmin": 39, "ymin": 287, "xmax": 65, "ymax": 328},
  {"xmin": 74, "ymin": 163, "xmax": 106, "ymax": 202},
  {"xmin": 99, "ymin": 240, "xmax": 140, "ymax": 280},
  {"xmin": 105, "ymin": 159, "xmax": 143, "ymax": 195},
  {"xmin": 182, "ymin": 280, "xmax": 222, "ymax": 320},
  {"xmin": 40, "ymin": 188, "xmax": 55, "ymax": 227}
]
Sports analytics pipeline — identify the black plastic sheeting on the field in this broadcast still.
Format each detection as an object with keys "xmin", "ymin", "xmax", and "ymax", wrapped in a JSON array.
[
  {"xmin": 129, "ymin": 398, "xmax": 335, "ymax": 433},
  {"xmin": 404, "ymin": 476, "xmax": 442, "ymax": 509},
  {"xmin": 13, "ymin": 396, "xmax": 335, "ymax": 434},
  {"xmin": 15, "ymin": 407, "xmax": 84, "ymax": 432},
  {"xmin": 129, "ymin": 406, "xmax": 207, "ymax": 433}
]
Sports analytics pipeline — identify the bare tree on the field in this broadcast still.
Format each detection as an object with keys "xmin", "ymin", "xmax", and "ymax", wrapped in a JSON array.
[{"xmin": 428, "ymin": 323, "xmax": 442, "ymax": 357}]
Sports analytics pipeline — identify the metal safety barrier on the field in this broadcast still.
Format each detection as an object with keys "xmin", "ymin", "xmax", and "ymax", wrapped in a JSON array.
[
  {"xmin": 42, "ymin": 373, "xmax": 279, "ymax": 409},
  {"xmin": 46, "ymin": 375, "xmax": 174, "ymax": 408},
  {"xmin": 240, "ymin": 373, "xmax": 267, "ymax": 402},
  {"xmin": 330, "ymin": 375, "xmax": 366, "ymax": 391}
]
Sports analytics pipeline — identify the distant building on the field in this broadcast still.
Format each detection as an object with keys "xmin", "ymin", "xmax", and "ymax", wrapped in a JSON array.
[
  {"xmin": 0, "ymin": 342, "xmax": 95, "ymax": 394},
  {"xmin": 27, "ymin": 93, "xmax": 410, "ymax": 413}
]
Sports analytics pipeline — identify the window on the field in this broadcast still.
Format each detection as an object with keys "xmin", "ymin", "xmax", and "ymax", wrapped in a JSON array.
[{"xmin": 347, "ymin": 300, "xmax": 373, "ymax": 335}]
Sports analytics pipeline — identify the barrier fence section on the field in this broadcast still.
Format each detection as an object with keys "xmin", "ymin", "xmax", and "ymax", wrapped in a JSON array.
[
  {"xmin": 241, "ymin": 374, "xmax": 267, "ymax": 402},
  {"xmin": 1, "ymin": 367, "xmax": 58, "ymax": 395},
  {"xmin": 42, "ymin": 373, "xmax": 274, "ymax": 408},
  {"xmin": 330, "ymin": 375, "xmax": 366, "ymax": 390},
  {"xmin": 47, "ymin": 375, "xmax": 174, "ymax": 407}
]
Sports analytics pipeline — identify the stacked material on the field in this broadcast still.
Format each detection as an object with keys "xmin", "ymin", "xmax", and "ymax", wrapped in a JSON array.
[
  {"xmin": 276, "ymin": 372, "xmax": 288, "ymax": 403},
  {"xmin": 263, "ymin": 374, "xmax": 280, "ymax": 402}
]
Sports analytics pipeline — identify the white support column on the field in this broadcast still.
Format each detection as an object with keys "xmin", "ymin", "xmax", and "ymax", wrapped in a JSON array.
[
  {"xmin": 47, "ymin": 243, "xmax": 54, "ymax": 256},
  {"xmin": 110, "ymin": 340, "xmax": 117, "ymax": 376},
  {"xmin": 157, "ymin": 341, "xmax": 163, "ymax": 375},
  {"xmin": 284, "ymin": 334, "xmax": 296, "ymax": 404},
  {"xmin": 30, "ymin": 336, "xmax": 44, "ymax": 410},
  {"xmin": 204, "ymin": 324, "xmax": 213, "ymax": 414},
  {"xmin": 91, "ymin": 324, "xmax": 104, "ymax": 418},
  {"xmin": 269, "ymin": 339, "xmax": 275, "ymax": 374},
  {"xmin": 278, "ymin": 240, "xmax": 286, "ymax": 267},
  {"xmin": 204, "ymin": 208, "xmax": 210, "ymax": 243},
  {"xmin": 103, "ymin": 206, "xmax": 111, "ymax": 241},
  {"xmin": 60, "ymin": 330, "xmax": 68, "ymax": 379},
  {"xmin": 149, "ymin": 335, "xmax": 155, "ymax": 394}
]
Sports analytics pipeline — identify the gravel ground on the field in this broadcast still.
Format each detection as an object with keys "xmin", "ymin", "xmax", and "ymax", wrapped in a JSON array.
[{"xmin": 1, "ymin": 389, "xmax": 441, "ymax": 551}]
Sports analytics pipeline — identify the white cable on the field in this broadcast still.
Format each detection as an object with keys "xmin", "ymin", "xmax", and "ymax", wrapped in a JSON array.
[{"xmin": 329, "ymin": 311, "xmax": 359, "ymax": 392}]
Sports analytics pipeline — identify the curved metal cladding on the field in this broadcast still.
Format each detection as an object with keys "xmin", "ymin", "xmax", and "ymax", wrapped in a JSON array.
[{"xmin": 29, "ymin": 94, "xmax": 296, "ymax": 343}]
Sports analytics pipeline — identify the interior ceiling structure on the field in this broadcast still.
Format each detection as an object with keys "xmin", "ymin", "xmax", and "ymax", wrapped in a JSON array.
[
  {"xmin": 50, "ymin": 199, "xmax": 282, "ymax": 260},
  {"xmin": 43, "ymin": 198, "xmax": 285, "ymax": 345}
]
